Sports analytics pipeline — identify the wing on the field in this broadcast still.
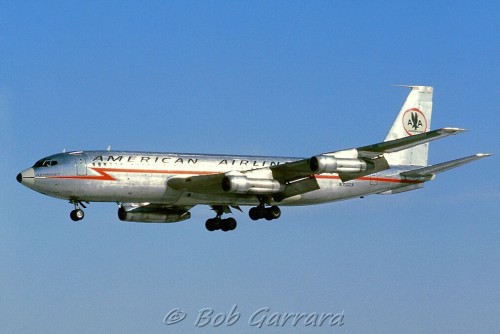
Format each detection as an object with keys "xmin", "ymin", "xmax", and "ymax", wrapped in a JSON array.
[
  {"xmin": 167, "ymin": 127, "xmax": 465, "ymax": 200},
  {"xmin": 270, "ymin": 127, "xmax": 465, "ymax": 182},
  {"xmin": 355, "ymin": 127, "xmax": 464, "ymax": 158}
]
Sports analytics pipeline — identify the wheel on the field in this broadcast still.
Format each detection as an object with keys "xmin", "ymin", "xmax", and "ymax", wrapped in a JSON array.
[
  {"xmin": 221, "ymin": 217, "xmax": 237, "ymax": 231},
  {"xmin": 117, "ymin": 207, "xmax": 127, "ymax": 220},
  {"xmin": 205, "ymin": 219, "xmax": 214, "ymax": 231},
  {"xmin": 220, "ymin": 218, "xmax": 230, "ymax": 232},
  {"xmin": 228, "ymin": 217, "xmax": 237, "ymax": 230},
  {"xmin": 249, "ymin": 207, "xmax": 266, "ymax": 220},
  {"xmin": 265, "ymin": 206, "xmax": 281, "ymax": 220},
  {"xmin": 249, "ymin": 207, "xmax": 260, "ymax": 220},
  {"xmin": 70, "ymin": 209, "xmax": 84, "ymax": 221},
  {"xmin": 205, "ymin": 218, "xmax": 220, "ymax": 231}
]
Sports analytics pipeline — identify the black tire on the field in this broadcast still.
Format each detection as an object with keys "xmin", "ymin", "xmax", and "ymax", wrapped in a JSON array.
[
  {"xmin": 220, "ymin": 218, "xmax": 231, "ymax": 232},
  {"xmin": 266, "ymin": 206, "xmax": 281, "ymax": 220},
  {"xmin": 117, "ymin": 207, "xmax": 127, "ymax": 221},
  {"xmin": 225, "ymin": 217, "xmax": 237, "ymax": 231},
  {"xmin": 70, "ymin": 209, "xmax": 84, "ymax": 221},
  {"xmin": 249, "ymin": 207, "xmax": 260, "ymax": 220},
  {"xmin": 205, "ymin": 218, "xmax": 218, "ymax": 231},
  {"xmin": 249, "ymin": 207, "xmax": 266, "ymax": 220}
]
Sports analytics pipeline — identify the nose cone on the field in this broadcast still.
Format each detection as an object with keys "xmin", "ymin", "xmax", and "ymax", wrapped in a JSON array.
[{"xmin": 17, "ymin": 168, "xmax": 35, "ymax": 187}]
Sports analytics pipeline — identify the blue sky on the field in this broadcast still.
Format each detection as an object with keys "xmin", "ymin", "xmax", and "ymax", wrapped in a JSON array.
[{"xmin": 1, "ymin": 1, "xmax": 499, "ymax": 333}]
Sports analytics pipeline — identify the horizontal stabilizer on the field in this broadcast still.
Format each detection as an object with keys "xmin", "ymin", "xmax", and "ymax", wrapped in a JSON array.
[{"xmin": 400, "ymin": 153, "xmax": 491, "ymax": 178}]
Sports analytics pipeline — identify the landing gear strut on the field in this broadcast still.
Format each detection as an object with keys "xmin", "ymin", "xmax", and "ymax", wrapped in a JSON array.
[
  {"xmin": 69, "ymin": 200, "xmax": 86, "ymax": 222},
  {"xmin": 205, "ymin": 206, "xmax": 237, "ymax": 232}
]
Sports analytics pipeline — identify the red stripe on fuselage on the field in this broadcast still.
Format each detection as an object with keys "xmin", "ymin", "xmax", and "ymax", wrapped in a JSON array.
[
  {"xmin": 48, "ymin": 167, "xmax": 216, "ymax": 181},
  {"xmin": 48, "ymin": 167, "xmax": 420, "ymax": 184}
]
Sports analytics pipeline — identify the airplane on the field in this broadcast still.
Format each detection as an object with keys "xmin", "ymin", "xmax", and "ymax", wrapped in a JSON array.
[{"xmin": 17, "ymin": 86, "xmax": 490, "ymax": 232}]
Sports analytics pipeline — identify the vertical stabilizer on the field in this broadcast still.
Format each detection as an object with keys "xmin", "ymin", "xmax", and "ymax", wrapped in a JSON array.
[{"xmin": 384, "ymin": 86, "xmax": 433, "ymax": 166}]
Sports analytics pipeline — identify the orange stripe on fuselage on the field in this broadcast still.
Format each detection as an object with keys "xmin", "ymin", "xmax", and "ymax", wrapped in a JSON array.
[
  {"xmin": 48, "ymin": 167, "xmax": 420, "ymax": 184},
  {"xmin": 48, "ymin": 167, "xmax": 216, "ymax": 181}
]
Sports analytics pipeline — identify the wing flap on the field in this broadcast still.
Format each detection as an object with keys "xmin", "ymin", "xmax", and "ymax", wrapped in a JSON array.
[
  {"xmin": 273, "ymin": 176, "xmax": 320, "ymax": 202},
  {"xmin": 270, "ymin": 159, "xmax": 312, "ymax": 182},
  {"xmin": 167, "ymin": 173, "xmax": 224, "ymax": 194}
]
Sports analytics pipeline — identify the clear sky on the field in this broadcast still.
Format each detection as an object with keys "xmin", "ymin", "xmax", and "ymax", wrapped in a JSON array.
[{"xmin": 1, "ymin": 1, "xmax": 499, "ymax": 333}]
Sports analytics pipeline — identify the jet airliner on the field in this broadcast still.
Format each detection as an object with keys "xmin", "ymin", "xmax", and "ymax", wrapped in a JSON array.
[{"xmin": 17, "ymin": 86, "xmax": 490, "ymax": 232}]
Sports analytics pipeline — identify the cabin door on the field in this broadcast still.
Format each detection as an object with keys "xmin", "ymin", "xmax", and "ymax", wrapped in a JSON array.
[{"xmin": 74, "ymin": 155, "xmax": 87, "ymax": 175}]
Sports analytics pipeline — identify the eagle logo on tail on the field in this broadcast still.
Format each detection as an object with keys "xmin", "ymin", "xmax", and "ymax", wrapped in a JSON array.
[
  {"xmin": 410, "ymin": 112, "xmax": 421, "ymax": 130},
  {"xmin": 402, "ymin": 108, "xmax": 427, "ymax": 135}
]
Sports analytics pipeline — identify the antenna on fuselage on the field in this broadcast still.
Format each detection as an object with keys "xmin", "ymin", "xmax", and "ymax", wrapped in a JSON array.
[
  {"xmin": 107, "ymin": 145, "xmax": 111, "ymax": 151},
  {"xmin": 62, "ymin": 148, "xmax": 66, "ymax": 153}
]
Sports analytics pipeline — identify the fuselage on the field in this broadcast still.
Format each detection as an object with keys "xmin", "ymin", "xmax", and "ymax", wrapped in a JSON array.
[{"xmin": 18, "ymin": 150, "xmax": 420, "ymax": 207}]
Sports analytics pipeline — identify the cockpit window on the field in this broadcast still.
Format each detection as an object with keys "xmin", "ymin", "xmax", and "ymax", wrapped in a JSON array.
[
  {"xmin": 33, "ymin": 159, "xmax": 45, "ymax": 167},
  {"xmin": 33, "ymin": 159, "xmax": 58, "ymax": 167}
]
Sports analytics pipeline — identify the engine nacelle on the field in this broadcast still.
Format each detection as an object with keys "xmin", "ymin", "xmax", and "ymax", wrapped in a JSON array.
[
  {"xmin": 309, "ymin": 155, "xmax": 368, "ymax": 174},
  {"xmin": 118, "ymin": 206, "xmax": 191, "ymax": 223},
  {"xmin": 222, "ymin": 175, "xmax": 285, "ymax": 194}
]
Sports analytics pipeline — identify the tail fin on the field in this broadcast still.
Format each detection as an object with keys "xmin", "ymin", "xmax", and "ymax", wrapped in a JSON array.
[{"xmin": 384, "ymin": 86, "xmax": 433, "ymax": 166}]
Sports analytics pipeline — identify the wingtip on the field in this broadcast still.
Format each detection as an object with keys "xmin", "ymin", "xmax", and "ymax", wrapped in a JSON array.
[
  {"xmin": 476, "ymin": 153, "xmax": 492, "ymax": 158},
  {"xmin": 441, "ymin": 127, "xmax": 466, "ymax": 134}
]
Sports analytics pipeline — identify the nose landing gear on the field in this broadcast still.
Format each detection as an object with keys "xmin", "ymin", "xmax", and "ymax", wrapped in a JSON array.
[{"xmin": 69, "ymin": 200, "xmax": 87, "ymax": 222}]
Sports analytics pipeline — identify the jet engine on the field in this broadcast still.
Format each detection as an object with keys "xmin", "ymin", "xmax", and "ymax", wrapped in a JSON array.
[
  {"xmin": 309, "ymin": 155, "xmax": 369, "ymax": 174},
  {"xmin": 221, "ymin": 175, "xmax": 285, "ymax": 194},
  {"xmin": 118, "ymin": 206, "xmax": 191, "ymax": 223}
]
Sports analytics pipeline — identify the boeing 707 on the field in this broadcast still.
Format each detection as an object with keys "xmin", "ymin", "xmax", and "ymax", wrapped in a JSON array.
[{"xmin": 17, "ymin": 86, "xmax": 490, "ymax": 231}]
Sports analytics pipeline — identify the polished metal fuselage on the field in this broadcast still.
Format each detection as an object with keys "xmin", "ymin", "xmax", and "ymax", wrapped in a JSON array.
[{"xmin": 19, "ymin": 150, "xmax": 417, "ymax": 207}]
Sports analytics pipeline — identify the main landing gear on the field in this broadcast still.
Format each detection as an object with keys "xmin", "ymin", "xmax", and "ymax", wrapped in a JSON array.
[
  {"xmin": 69, "ymin": 200, "xmax": 87, "ymax": 222},
  {"xmin": 205, "ymin": 217, "xmax": 237, "ymax": 232},
  {"xmin": 249, "ymin": 195, "xmax": 281, "ymax": 221},
  {"xmin": 205, "ymin": 201, "xmax": 282, "ymax": 232},
  {"xmin": 205, "ymin": 206, "xmax": 237, "ymax": 232},
  {"xmin": 248, "ymin": 205, "xmax": 281, "ymax": 221}
]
